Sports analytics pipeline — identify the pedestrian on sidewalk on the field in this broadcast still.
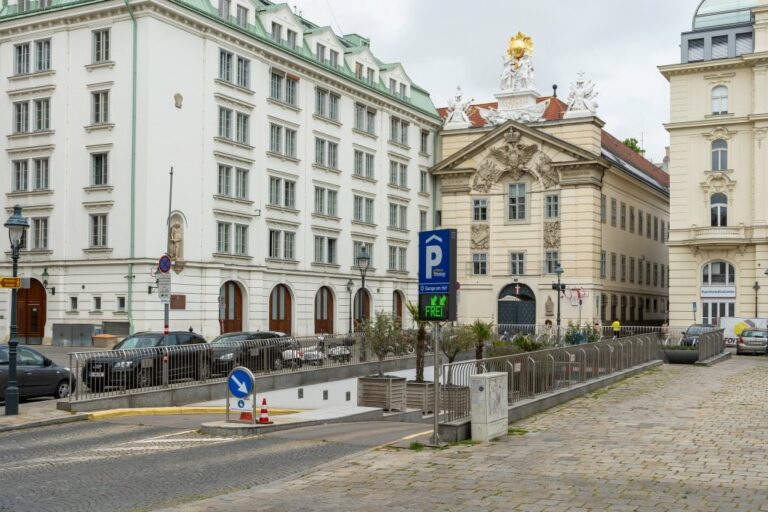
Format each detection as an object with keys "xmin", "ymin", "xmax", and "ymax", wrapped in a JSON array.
[{"xmin": 611, "ymin": 318, "xmax": 621, "ymax": 339}]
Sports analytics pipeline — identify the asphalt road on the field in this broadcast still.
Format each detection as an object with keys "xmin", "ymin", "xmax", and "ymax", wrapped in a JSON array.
[{"xmin": 0, "ymin": 419, "xmax": 430, "ymax": 512}]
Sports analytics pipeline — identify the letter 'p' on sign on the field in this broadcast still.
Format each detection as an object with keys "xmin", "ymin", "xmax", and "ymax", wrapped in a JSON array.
[{"xmin": 426, "ymin": 245, "xmax": 442, "ymax": 279}]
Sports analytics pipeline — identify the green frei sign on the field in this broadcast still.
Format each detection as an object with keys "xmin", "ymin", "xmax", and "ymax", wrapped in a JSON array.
[{"xmin": 420, "ymin": 294, "xmax": 448, "ymax": 321}]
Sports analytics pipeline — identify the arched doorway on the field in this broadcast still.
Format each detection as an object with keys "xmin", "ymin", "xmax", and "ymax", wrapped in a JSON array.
[
  {"xmin": 392, "ymin": 290, "xmax": 404, "ymax": 325},
  {"xmin": 219, "ymin": 281, "xmax": 243, "ymax": 334},
  {"xmin": 18, "ymin": 279, "xmax": 46, "ymax": 344},
  {"xmin": 353, "ymin": 288, "xmax": 371, "ymax": 331},
  {"xmin": 497, "ymin": 283, "xmax": 536, "ymax": 326},
  {"xmin": 314, "ymin": 287, "xmax": 334, "ymax": 334},
  {"xmin": 269, "ymin": 284, "xmax": 293, "ymax": 334}
]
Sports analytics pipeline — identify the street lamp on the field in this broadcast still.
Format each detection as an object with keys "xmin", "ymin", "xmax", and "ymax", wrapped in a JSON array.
[
  {"xmin": 346, "ymin": 279, "xmax": 354, "ymax": 334},
  {"xmin": 5, "ymin": 205, "xmax": 29, "ymax": 416},
  {"xmin": 41, "ymin": 268, "xmax": 55, "ymax": 295},
  {"xmin": 356, "ymin": 246, "xmax": 370, "ymax": 326},
  {"xmin": 552, "ymin": 264, "xmax": 565, "ymax": 345},
  {"xmin": 753, "ymin": 281, "xmax": 761, "ymax": 318}
]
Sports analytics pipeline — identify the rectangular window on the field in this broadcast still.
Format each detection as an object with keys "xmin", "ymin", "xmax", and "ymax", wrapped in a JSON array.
[
  {"xmin": 621, "ymin": 255, "xmax": 627, "ymax": 282},
  {"xmin": 269, "ymin": 123, "xmax": 282, "ymax": 153},
  {"xmin": 473, "ymin": 198, "xmax": 488, "ymax": 221},
  {"xmin": 355, "ymin": 62, "xmax": 364, "ymax": 79},
  {"xmin": 270, "ymin": 71, "xmax": 283, "ymax": 101},
  {"xmin": 235, "ymin": 112, "xmax": 249, "ymax": 144},
  {"xmin": 15, "ymin": 43, "xmax": 30, "ymax": 75},
  {"xmin": 314, "ymin": 187, "xmax": 326, "ymax": 215},
  {"xmin": 688, "ymin": 38, "xmax": 704, "ymax": 61},
  {"xmin": 217, "ymin": 164, "xmax": 231, "ymax": 196},
  {"xmin": 285, "ymin": 128, "xmax": 297, "ymax": 158},
  {"xmin": 736, "ymin": 32, "xmax": 753, "ymax": 56},
  {"xmin": 91, "ymin": 91, "xmax": 109, "ymax": 124},
  {"xmin": 653, "ymin": 263, "xmax": 659, "ymax": 287},
  {"xmin": 13, "ymin": 101, "xmax": 29, "ymax": 133},
  {"xmin": 327, "ymin": 238, "xmax": 337, "ymax": 264},
  {"xmin": 620, "ymin": 202, "xmax": 626, "ymax": 229},
  {"xmin": 235, "ymin": 224, "xmax": 248, "ymax": 255},
  {"xmin": 610, "ymin": 198, "xmax": 617, "ymax": 227},
  {"xmin": 353, "ymin": 196, "xmax": 364, "ymax": 222},
  {"xmin": 629, "ymin": 207, "xmax": 635, "ymax": 233},
  {"xmin": 388, "ymin": 203, "xmax": 398, "ymax": 228},
  {"xmin": 90, "ymin": 214, "xmax": 108, "ymax": 247},
  {"xmin": 399, "ymin": 83, "xmax": 407, "ymax": 98},
  {"xmin": 600, "ymin": 251, "xmax": 607, "ymax": 279},
  {"xmin": 314, "ymin": 236, "xmax": 325, "ymax": 263},
  {"xmin": 269, "ymin": 229, "xmax": 281, "ymax": 258},
  {"xmin": 31, "ymin": 217, "xmax": 49, "ymax": 251},
  {"xmin": 91, "ymin": 153, "xmax": 108, "ymax": 186},
  {"xmin": 629, "ymin": 257, "xmax": 636, "ymax": 283},
  {"xmin": 328, "ymin": 142, "xmax": 339, "ymax": 168},
  {"xmin": 329, "ymin": 93, "xmax": 339, "ymax": 121},
  {"xmin": 646, "ymin": 262, "xmax": 651, "ymax": 286},
  {"xmin": 219, "ymin": 49, "xmax": 233, "ymax": 82},
  {"xmin": 92, "ymin": 29, "xmax": 110, "ymax": 63},
  {"xmin": 236, "ymin": 5, "xmax": 248, "ymax": 27},
  {"xmin": 284, "ymin": 180, "xmax": 295, "ymax": 208},
  {"xmin": 35, "ymin": 39, "xmax": 50, "ymax": 72},
  {"xmin": 610, "ymin": 253, "xmax": 617, "ymax": 280},
  {"xmin": 420, "ymin": 130, "xmax": 429, "ymax": 154},
  {"xmin": 508, "ymin": 183, "xmax": 526, "ymax": 220},
  {"xmin": 219, "ymin": 107, "xmax": 232, "ymax": 138},
  {"xmin": 638, "ymin": 210, "xmax": 644, "ymax": 235},
  {"xmin": 315, "ymin": 88, "xmax": 328, "ymax": 117},
  {"xmin": 511, "ymin": 253, "xmax": 525, "ymax": 275},
  {"xmin": 420, "ymin": 210, "xmax": 427, "ymax": 232},
  {"xmin": 600, "ymin": 194, "xmax": 606, "ymax": 224},
  {"xmin": 286, "ymin": 29, "xmax": 297, "ymax": 49},
  {"xmin": 315, "ymin": 138, "xmax": 326, "ymax": 166},
  {"xmin": 329, "ymin": 49, "xmax": 339, "ymax": 68},
  {"xmin": 69, "ymin": 297, "xmax": 78, "ymax": 311},
  {"xmin": 390, "ymin": 116, "xmax": 400, "ymax": 142},
  {"xmin": 355, "ymin": 104, "xmax": 375, "ymax": 134},
  {"xmin": 711, "ymin": 35, "xmax": 728, "ymax": 59},
  {"xmin": 353, "ymin": 150, "xmax": 364, "ymax": 177},
  {"xmin": 638, "ymin": 260, "xmax": 644, "ymax": 284},
  {"xmin": 117, "ymin": 296, "xmax": 126, "ymax": 312},
  {"xmin": 271, "ymin": 22, "xmax": 282, "ymax": 42},
  {"xmin": 646, "ymin": 213, "xmax": 652, "ymax": 238},
  {"xmin": 316, "ymin": 43, "xmax": 326, "ymax": 63},
  {"xmin": 33, "ymin": 158, "xmax": 49, "ymax": 190},
  {"xmin": 400, "ymin": 121, "xmax": 409, "ymax": 146},
  {"xmin": 545, "ymin": 251, "xmax": 559, "ymax": 274},
  {"xmin": 327, "ymin": 190, "xmax": 338, "ymax": 217},
  {"xmin": 420, "ymin": 171, "xmax": 428, "ymax": 194},
  {"xmin": 353, "ymin": 241, "xmax": 374, "ymax": 268},
  {"xmin": 545, "ymin": 194, "xmax": 560, "ymax": 219},
  {"xmin": 92, "ymin": 297, "xmax": 102, "ymax": 312},
  {"xmin": 283, "ymin": 232, "xmax": 295, "ymax": 260},
  {"xmin": 366, "ymin": 68, "xmax": 375, "ymax": 85},
  {"xmin": 399, "ymin": 205, "xmax": 408, "ymax": 230},
  {"xmin": 285, "ymin": 76, "xmax": 297, "ymax": 106},
  {"xmin": 217, "ymin": 222, "xmax": 231, "ymax": 253},
  {"xmin": 365, "ymin": 153, "xmax": 375, "ymax": 178},
  {"xmin": 472, "ymin": 253, "xmax": 488, "ymax": 276},
  {"xmin": 653, "ymin": 216, "xmax": 659, "ymax": 241},
  {"xmin": 236, "ymin": 56, "xmax": 250, "ymax": 88},
  {"xmin": 389, "ymin": 78, "xmax": 397, "ymax": 94},
  {"xmin": 269, "ymin": 177, "xmax": 282, "ymax": 206},
  {"xmin": 365, "ymin": 198, "xmax": 374, "ymax": 223},
  {"xmin": 218, "ymin": 0, "xmax": 230, "ymax": 17},
  {"xmin": 13, "ymin": 160, "xmax": 28, "ymax": 192},
  {"xmin": 235, "ymin": 168, "xmax": 248, "ymax": 199},
  {"xmin": 388, "ymin": 246, "xmax": 397, "ymax": 270},
  {"xmin": 389, "ymin": 161, "xmax": 398, "ymax": 185}
]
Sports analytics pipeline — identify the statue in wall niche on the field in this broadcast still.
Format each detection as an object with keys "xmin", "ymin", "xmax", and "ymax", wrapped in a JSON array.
[
  {"xmin": 543, "ymin": 221, "xmax": 561, "ymax": 249},
  {"xmin": 545, "ymin": 296, "xmax": 554, "ymax": 317},
  {"xmin": 169, "ymin": 214, "xmax": 185, "ymax": 273},
  {"xmin": 471, "ymin": 224, "xmax": 490, "ymax": 250},
  {"xmin": 535, "ymin": 152, "xmax": 559, "ymax": 190}
]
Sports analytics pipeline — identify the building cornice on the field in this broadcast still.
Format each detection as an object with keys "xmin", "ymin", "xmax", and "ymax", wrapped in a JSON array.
[
  {"xmin": 659, "ymin": 52, "xmax": 768, "ymax": 79},
  {"xmin": 664, "ymin": 116, "xmax": 752, "ymax": 131}
]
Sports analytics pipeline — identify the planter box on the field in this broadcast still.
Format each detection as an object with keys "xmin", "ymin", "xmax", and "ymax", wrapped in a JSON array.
[
  {"xmin": 440, "ymin": 385, "xmax": 470, "ymax": 415},
  {"xmin": 663, "ymin": 349, "xmax": 700, "ymax": 365},
  {"xmin": 358, "ymin": 376, "xmax": 407, "ymax": 411},
  {"xmin": 406, "ymin": 381, "xmax": 434, "ymax": 414}
]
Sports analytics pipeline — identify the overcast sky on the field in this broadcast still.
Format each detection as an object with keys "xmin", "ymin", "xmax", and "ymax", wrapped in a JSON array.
[{"xmin": 292, "ymin": 0, "xmax": 702, "ymax": 164}]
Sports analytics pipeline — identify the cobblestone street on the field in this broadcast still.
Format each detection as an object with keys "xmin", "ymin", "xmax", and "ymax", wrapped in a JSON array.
[{"xmin": 160, "ymin": 356, "xmax": 768, "ymax": 512}]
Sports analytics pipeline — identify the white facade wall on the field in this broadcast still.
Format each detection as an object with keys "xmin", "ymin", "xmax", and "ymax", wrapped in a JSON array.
[{"xmin": 0, "ymin": 0, "xmax": 440, "ymax": 341}]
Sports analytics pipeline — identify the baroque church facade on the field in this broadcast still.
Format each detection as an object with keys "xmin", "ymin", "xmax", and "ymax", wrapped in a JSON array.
[{"xmin": 434, "ymin": 34, "xmax": 670, "ymax": 328}]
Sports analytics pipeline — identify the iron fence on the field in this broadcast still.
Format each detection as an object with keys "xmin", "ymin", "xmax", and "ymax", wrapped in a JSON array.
[
  {"xmin": 698, "ymin": 329, "xmax": 725, "ymax": 361},
  {"xmin": 440, "ymin": 332, "xmax": 662, "ymax": 423},
  {"xmin": 69, "ymin": 332, "xmax": 421, "ymax": 403}
]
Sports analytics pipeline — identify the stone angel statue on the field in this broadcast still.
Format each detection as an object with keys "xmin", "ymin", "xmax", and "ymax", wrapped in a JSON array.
[
  {"xmin": 565, "ymin": 71, "xmax": 599, "ymax": 117},
  {"xmin": 445, "ymin": 86, "xmax": 473, "ymax": 126}
]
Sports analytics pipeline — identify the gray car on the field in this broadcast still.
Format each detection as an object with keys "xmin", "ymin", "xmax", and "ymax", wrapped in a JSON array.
[
  {"xmin": 0, "ymin": 345, "xmax": 75, "ymax": 401},
  {"xmin": 736, "ymin": 329, "xmax": 768, "ymax": 355}
]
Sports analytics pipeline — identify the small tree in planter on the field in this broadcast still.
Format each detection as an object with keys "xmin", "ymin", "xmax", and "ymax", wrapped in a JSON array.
[
  {"xmin": 362, "ymin": 312, "xmax": 401, "ymax": 377},
  {"xmin": 406, "ymin": 301, "xmax": 428, "ymax": 383},
  {"xmin": 357, "ymin": 312, "xmax": 407, "ymax": 411},
  {"xmin": 470, "ymin": 319, "xmax": 494, "ymax": 372},
  {"xmin": 441, "ymin": 325, "xmax": 475, "ymax": 385},
  {"xmin": 405, "ymin": 302, "xmax": 434, "ymax": 413}
]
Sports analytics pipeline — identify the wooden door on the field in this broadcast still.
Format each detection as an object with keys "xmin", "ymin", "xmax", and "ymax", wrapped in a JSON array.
[
  {"xmin": 219, "ymin": 281, "xmax": 243, "ymax": 334},
  {"xmin": 392, "ymin": 291, "xmax": 403, "ymax": 325},
  {"xmin": 314, "ymin": 287, "xmax": 334, "ymax": 334},
  {"xmin": 269, "ymin": 284, "xmax": 292, "ymax": 335},
  {"xmin": 18, "ymin": 280, "xmax": 46, "ymax": 343},
  {"xmin": 353, "ymin": 289, "xmax": 371, "ymax": 331}
]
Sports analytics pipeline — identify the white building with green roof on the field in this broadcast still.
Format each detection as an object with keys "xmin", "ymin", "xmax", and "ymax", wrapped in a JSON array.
[{"xmin": 0, "ymin": 0, "xmax": 441, "ymax": 341}]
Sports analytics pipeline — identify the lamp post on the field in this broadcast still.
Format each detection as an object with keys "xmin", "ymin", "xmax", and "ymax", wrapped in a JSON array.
[
  {"xmin": 41, "ymin": 268, "xmax": 55, "ymax": 295},
  {"xmin": 553, "ymin": 264, "xmax": 565, "ymax": 345},
  {"xmin": 346, "ymin": 279, "xmax": 354, "ymax": 334},
  {"xmin": 5, "ymin": 205, "xmax": 29, "ymax": 416},
  {"xmin": 754, "ymin": 281, "xmax": 761, "ymax": 318},
  {"xmin": 356, "ymin": 246, "xmax": 370, "ymax": 326}
]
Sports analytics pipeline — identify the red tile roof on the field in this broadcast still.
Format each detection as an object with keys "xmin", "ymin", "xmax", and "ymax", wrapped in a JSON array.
[{"xmin": 437, "ymin": 98, "xmax": 669, "ymax": 189}]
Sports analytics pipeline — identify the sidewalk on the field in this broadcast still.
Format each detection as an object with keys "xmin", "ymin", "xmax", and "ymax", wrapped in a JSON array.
[
  {"xmin": 156, "ymin": 356, "xmax": 768, "ymax": 512},
  {"xmin": 0, "ymin": 399, "xmax": 87, "ymax": 432}
]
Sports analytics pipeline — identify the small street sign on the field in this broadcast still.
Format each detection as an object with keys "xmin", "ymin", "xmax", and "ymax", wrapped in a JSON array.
[
  {"xmin": 227, "ymin": 367, "xmax": 256, "ymax": 424},
  {"xmin": 158, "ymin": 254, "xmax": 172, "ymax": 273},
  {"xmin": 157, "ymin": 273, "xmax": 171, "ymax": 302},
  {"xmin": 0, "ymin": 277, "xmax": 21, "ymax": 289}
]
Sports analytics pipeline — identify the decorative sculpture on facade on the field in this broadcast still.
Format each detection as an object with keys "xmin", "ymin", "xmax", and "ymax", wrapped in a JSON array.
[
  {"xmin": 169, "ymin": 213, "xmax": 185, "ymax": 273},
  {"xmin": 500, "ymin": 32, "xmax": 535, "ymax": 92},
  {"xmin": 470, "ymin": 224, "xmax": 490, "ymax": 250},
  {"xmin": 564, "ymin": 71, "xmax": 599, "ymax": 118},
  {"xmin": 444, "ymin": 86, "xmax": 474, "ymax": 129},
  {"xmin": 543, "ymin": 221, "xmax": 561, "ymax": 249}
]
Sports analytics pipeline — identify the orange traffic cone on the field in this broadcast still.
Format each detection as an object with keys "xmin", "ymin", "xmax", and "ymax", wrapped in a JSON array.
[{"xmin": 259, "ymin": 397, "xmax": 273, "ymax": 424}]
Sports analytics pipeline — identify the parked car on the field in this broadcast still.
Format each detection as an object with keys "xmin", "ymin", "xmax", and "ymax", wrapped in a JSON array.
[
  {"xmin": 680, "ymin": 324, "xmax": 716, "ymax": 347},
  {"xmin": 736, "ymin": 328, "xmax": 768, "ymax": 355},
  {"xmin": 0, "ymin": 345, "xmax": 76, "ymax": 401},
  {"xmin": 81, "ymin": 331, "xmax": 209, "ymax": 392},
  {"xmin": 210, "ymin": 331, "xmax": 290, "ymax": 374}
]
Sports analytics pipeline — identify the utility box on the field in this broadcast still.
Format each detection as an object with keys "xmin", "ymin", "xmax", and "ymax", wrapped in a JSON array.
[{"xmin": 470, "ymin": 372, "xmax": 508, "ymax": 442}]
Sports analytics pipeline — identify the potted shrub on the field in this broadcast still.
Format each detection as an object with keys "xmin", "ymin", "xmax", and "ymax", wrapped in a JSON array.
[
  {"xmin": 440, "ymin": 325, "xmax": 475, "ymax": 413},
  {"xmin": 357, "ymin": 313, "xmax": 407, "ymax": 411},
  {"xmin": 405, "ymin": 302, "xmax": 434, "ymax": 413},
  {"xmin": 470, "ymin": 320, "xmax": 494, "ymax": 372}
]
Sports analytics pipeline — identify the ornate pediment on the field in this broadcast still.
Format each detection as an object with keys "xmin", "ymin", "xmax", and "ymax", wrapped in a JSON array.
[{"xmin": 471, "ymin": 128, "xmax": 559, "ymax": 193}]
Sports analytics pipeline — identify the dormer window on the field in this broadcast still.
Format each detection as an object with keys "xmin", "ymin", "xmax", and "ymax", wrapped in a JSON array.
[
  {"xmin": 711, "ymin": 35, "xmax": 728, "ymax": 59},
  {"xmin": 316, "ymin": 43, "xmax": 326, "ymax": 63},
  {"xmin": 355, "ymin": 63, "xmax": 364, "ymax": 79},
  {"xmin": 366, "ymin": 68, "xmax": 375, "ymax": 85},
  {"xmin": 389, "ymin": 78, "xmax": 397, "ymax": 94},
  {"xmin": 399, "ymin": 83, "xmax": 407, "ymax": 98},
  {"xmin": 236, "ymin": 5, "xmax": 248, "ymax": 27},
  {"xmin": 688, "ymin": 38, "xmax": 704, "ymax": 61},
  {"xmin": 271, "ymin": 22, "xmax": 282, "ymax": 43},
  {"xmin": 218, "ymin": 0, "xmax": 230, "ymax": 18},
  {"xmin": 286, "ymin": 29, "xmax": 297, "ymax": 49},
  {"xmin": 329, "ymin": 50, "xmax": 338, "ymax": 68}
]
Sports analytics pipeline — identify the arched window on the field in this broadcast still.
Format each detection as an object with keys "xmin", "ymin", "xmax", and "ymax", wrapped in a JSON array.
[
  {"xmin": 710, "ymin": 193, "xmax": 728, "ymax": 227},
  {"xmin": 701, "ymin": 261, "xmax": 736, "ymax": 286},
  {"xmin": 711, "ymin": 86, "xmax": 728, "ymax": 115},
  {"xmin": 711, "ymin": 140, "xmax": 728, "ymax": 171}
]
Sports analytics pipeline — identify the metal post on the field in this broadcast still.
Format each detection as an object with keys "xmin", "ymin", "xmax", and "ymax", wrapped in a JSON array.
[
  {"xmin": 5, "ymin": 248, "xmax": 19, "ymax": 415},
  {"xmin": 556, "ymin": 272, "xmax": 562, "ymax": 345},
  {"xmin": 164, "ymin": 167, "xmax": 174, "ymax": 335},
  {"xmin": 360, "ymin": 275, "xmax": 366, "ymax": 324},
  {"xmin": 430, "ymin": 322, "xmax": 441, "ymax": 446},
  {"xmin": 753, "ymin": 281, "xmax": 760, "ymax": 318}
]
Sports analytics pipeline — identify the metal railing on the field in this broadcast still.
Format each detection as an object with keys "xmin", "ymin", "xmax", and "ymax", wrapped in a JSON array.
[
  {"xmin": 440, "ymin": 333, "xmax": 662, "ymax": 423},
  {"xmin": 69, "ymin": 332, "xmax": 421, "ymax": 403},
  {"xmin": 698, "ymin": 329, "xmax": 725, "ymax": 361}
]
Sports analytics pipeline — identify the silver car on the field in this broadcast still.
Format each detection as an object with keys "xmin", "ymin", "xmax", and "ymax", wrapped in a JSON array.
[{"xmin": 736, "ymin": 329, "xmax": 768, "ymax": 355}]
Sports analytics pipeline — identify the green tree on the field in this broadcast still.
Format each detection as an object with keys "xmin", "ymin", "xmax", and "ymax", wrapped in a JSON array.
[
  {"xmin": 622, "ymin": 137, "xmax": 642, "ymax": 154},
  {"xmin": 441, "ymin": 325, "xmax": 474, "ymax": 385},
  {"xmin": 470, "ymin": 319, "xmax": 494, "ymax": 362},
  {"xmin": 362, "ymin": 312, "xmax": 401, "ymax": 377},
  {"xmin": 406, "ymin": 301, "xmax": 428, "ymax": 383}
]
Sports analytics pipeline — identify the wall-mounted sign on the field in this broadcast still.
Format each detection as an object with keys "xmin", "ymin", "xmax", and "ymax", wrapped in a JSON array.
[
  {"xmin": 170, "ymin": 294, "xmax": 186, "ymax": 310},
  {"xmin": 700, "ymin": 287, "xmax": 736, "ymax": 299}
]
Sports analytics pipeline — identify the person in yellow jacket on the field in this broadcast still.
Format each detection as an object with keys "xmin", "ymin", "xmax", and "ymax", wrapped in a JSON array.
[{"xmin": 611, "ymin": 319, "xmax": 621, "ymax": 338}]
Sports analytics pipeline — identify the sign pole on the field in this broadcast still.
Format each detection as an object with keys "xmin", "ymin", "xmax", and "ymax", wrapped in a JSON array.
[
  {"xmin": 430, "ymin": 322, "xmax": 441, "ymax": 446},
  {"xmin": 164, "ymin": 167, "xmax": 174, "ymax": 335}
]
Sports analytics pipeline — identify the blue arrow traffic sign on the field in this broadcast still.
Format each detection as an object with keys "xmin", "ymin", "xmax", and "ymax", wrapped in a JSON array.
[{"xmin": 228, "ymin": 367, "xmax": 254, "ymax": 399}]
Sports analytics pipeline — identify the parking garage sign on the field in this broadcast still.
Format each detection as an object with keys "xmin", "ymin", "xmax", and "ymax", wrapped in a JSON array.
[{"xmin": 418, "ymin": 229, "xmax": 457, "ymax": 322}]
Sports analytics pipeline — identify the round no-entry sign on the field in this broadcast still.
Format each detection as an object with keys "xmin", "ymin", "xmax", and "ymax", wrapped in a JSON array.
[{"xmin": 158, "ymin": 254, "xmax": 172, "ymax": 273}]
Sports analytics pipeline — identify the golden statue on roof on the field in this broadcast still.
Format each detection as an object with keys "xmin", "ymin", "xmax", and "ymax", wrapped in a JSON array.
[{"xmin": 507, "ymin": 32, "xmax": 534, "ymax": 70}]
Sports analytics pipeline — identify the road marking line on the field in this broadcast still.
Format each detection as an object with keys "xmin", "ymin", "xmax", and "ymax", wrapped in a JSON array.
[
  {"xmin": 133, "ymin": 438, "xmax": 232, "ymax": 443},
  {"xmin": 399, "ymin": 430, "xmax": 434, "ymax": 441}
]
